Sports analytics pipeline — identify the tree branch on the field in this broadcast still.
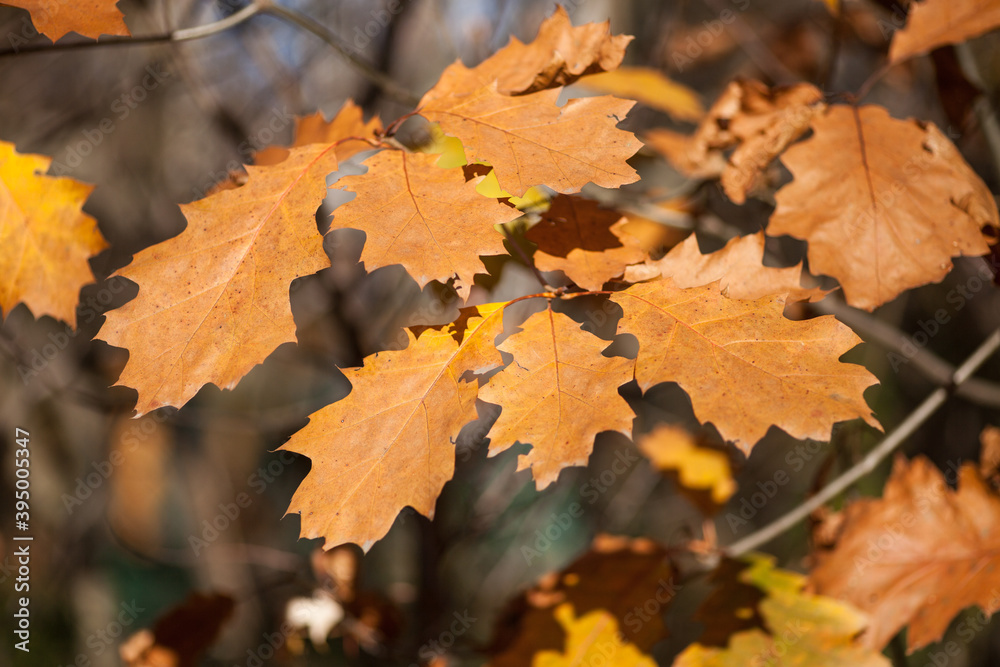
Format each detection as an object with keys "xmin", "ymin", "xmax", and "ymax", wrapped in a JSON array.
[
  {"xmin": 0, "ymin": 0, "xmax": 420, "ymax": 106},
  {"xmin": 725, "ymin": 326, "xmax": 1000, "ymax": 557}
]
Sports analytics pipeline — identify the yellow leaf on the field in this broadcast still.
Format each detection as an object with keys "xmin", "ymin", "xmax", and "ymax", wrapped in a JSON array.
[
  {"xmin": 577, "ymin": 67, "xmax": 705, "ymax": 122},
  {"xmin": 533, "ymin": 604, "xmax": 656, "ymax": 667},
  {"xmin": 0, "ymin": 140, "xmax": 108, "ymax": 326},
  {"xmin": 638, "ymin": 425, "xmax": 735, "ymax": 504}
]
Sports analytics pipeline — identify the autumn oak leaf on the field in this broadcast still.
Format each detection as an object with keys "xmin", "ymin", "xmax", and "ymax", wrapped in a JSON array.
[
  {"xmin": 99, "ymin": 144, "xmax": 337, "ymax": 416},
  {"xmin": 810, "ymin": 455, "xmax": 1000, "ymax": 652},
  {"xmin": 419, "ymin": 82, "xmax": 641, "ymax": 197},
  {"xmin": 331, "ymin": 150, "xmax": 521, "ymax": 297},
  {"xmin": 624, "ymin": 231, "xmax": 826, "ymax": 303},
  {"xmin": 254, "ymin": 99, "xmax": 382, "ymax": 167},
  {"xmin": 889, "ymin": 0, "xmax": 1000, "ymax": 64},
  {"xmin": 769, "ymin": 105, "xmax": 995, "ymax": 311},
  {"xmin": 480, "ymin": 305, "xmax": 634, "ymax": 489},
  {"xmin": 610, "ymin": 279, "xmax": 879, "ymax": 452},
  {"xmin": 280, "ymin": 304, "xmax": 506, "ymax": 551},
  {"xmin": 0, "ymin": 140, "xmax": 108, "ymax": 327},
  {"xmin": 2, "ymin": 0, "xmax": 129, "ymax": 41}
]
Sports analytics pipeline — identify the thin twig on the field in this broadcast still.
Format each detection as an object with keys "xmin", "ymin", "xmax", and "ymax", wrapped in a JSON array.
[
  {"xmin": 259, "ymin": 2, "xmax": 419, "ymax": 107},
  {"xmin": 726, "ymin": 327, "xmax": 1000, "ymax": 557}
]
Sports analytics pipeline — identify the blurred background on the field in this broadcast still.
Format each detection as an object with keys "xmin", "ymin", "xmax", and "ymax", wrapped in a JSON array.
[{"xmin": 3, "ymin": 0, "xmax": 1000, "ymax": 664}]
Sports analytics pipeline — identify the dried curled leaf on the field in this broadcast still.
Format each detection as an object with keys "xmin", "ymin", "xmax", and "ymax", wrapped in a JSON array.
[
  {"xmin": 527, "ymin": 195, "xmax": 646, "ymax": 291},
  {"xmin": 889, "ymin": 0, "xmax": 1000, "ymax": 63},
  {"xmin": 2, "ymin": 0, "xmax": 130, "ymax": 40},
  {"xmin": 332, "ymin": 150, "xmax": 521, "ymax": 296},
  {"xmin": 610, "ymin": 279, "xmax": 880, "ymax": 452},
  {"xmin": 425, "ymin": 5, "xmax": 631, "ymax": 98},
  {"xmin": 280, "ymin": 304, "xmax": 505, "ymax": 551},
  {"xmin": 644, "ymin": 79, "xmax": 823, "ymax": 203},
  {"xmin": 624, "ymin": 231, "xmax": 826, "ymax": 303},
  {"xmin": 99, "ymin": 145, "xmax": 337, "ymax": 416},
  {"xmin": 769, "ymin": 105, "xmax": 995, "ymax": 311},
  {"xmin": 0, "ymin": 140, "xmax": 108, "ymax": 326},
  {"xmin": 480, "ymin": 305, "xmax": 634, "ymax": 489},
  {"xmin": 810, "ymin": 455, "xmax": 1000, "ymax": 651}
]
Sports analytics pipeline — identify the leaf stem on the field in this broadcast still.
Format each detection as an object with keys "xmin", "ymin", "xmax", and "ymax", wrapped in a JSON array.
[{"xmin": 726, "ymin": 327, "xmax": 1000, "ymax": 557}]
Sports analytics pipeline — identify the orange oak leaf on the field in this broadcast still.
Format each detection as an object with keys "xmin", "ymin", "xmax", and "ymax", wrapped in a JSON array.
[
  {"xmin": 280, "ymin": 304, "xmax": 506, "ymax": 551},
  {"xmin": 810, "ymin": 455, "xmax": 1000, "ymax": 652},
  {"xmin": 424, "ymin": 5, "xmax": 631, "ymax": 99},
  {"xmin": 623, "ymin": 231, "xmax": 827, "ymax": 303},
  {"xmin": 419, "ymin": 83, "xmax": 640, "ymax": 197},
  {"xmin": 769, "ymin": 105, "xmax": 995, "ymax": 311},
  {"xmin": 644, "ymin": 79, "xmax": 823, "ymax": 203},
  {"xmin": 0, "ymin": 140, "xmax": 108, "ymax": 326},
  {"xmin": 490, "ymin": 535, "xmax": 675, "ymax": 667},
  {"xmin": 99, "ymin": 144, "xmax": 337, "ymax": 416},
  {"xmin": 2, "ymin": 0, "xmax": 129, "ymax": 41},
  {"xmin": 254, "ymin": 100, "xmax": 382, "ymax": 167},
  {"xmin": 610, "ymin": 279, "xmax": 879, "ymax": 452},
  {"xmin": 576, "ymin": 67, "xmax": 704, "ymax": 122},
  {"xmin": 480, "ymin": 305, "xmax": 634, "ymax": 489},
  {"xmin": 331, "ymin": 150, "xmax": 521, "ymax": 297},
  {"xmin": 526, "ymin": 195, "xmax": 645, "ymax": 290},
  {"xmin": 889, "ymin": 0, "xmax": 1000, "ymax": 63}
]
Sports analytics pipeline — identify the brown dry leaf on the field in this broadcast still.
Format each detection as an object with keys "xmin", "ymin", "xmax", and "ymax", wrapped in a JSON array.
[
  {"xmin": 425, "ymin": 5, "xmax": 631, "ymax": 97},
  {"xmin": 2, "ymin": 0, "xmax": 129, "ymax": 40},
  {"xmin": 0, "ymin": 141, "xmax": 108, "ymax": 326},
  {"xmin": 644, "ymin": 79, "xmax": 823, "ymax": 203},
  {"xmin": 693, "ymin": 558, "xmax": 767, "ymax": 647},
  {"xmin": 890, "ymin": 0, "xmax": 1000, "ymax": 63},
  {"xmin": 769, "ymin": 105, "xmax": 995, "ymax": 311},
  {"xmin": 419, "ymin": 83, "xmax": 640, "ymax": 197},
  {"xmin": 533, "ymin": 604, "xmax": 656, "ymax": 667},
  {"xmin": 624, "ymin": 231, "xmax": 827, "ymax": 303},
  {"xmin": 280, "ymin": 304, "xmax": 505, "ymax": 550},
  {"xmin": 332, "ymin": 150, "xmax": 521, "ymax": 297},
  {"xmin": 610, "ymin": 279, "xmax": 879, "ymax": 453},
  {"xmin": 810, "ymin": 455, "xmax": 1000, "ymax": 652},
  {"xmin": 98, "ymin": 144, "xmax": 337, "ymax": 416},
  {"xmin": 576, "ymin": 67, "xmax": 704, "ymax": 121},
  {"xmin": 255, "ymin": 100, "xmax": 382, "ymax": 167},
  {"xmin": 491, "ymin": 535, "xmax": 675, "ymax": 667},
  {"xmin": 637, "ymin": 424, "xmax": 735, "ymax": 505},
  {"xmin": 526, "ymin": 195, "xmax": 646, "ymax": 290},
  {"xmin": 120, "ymin": 592, "xmax": 235, "ymax": 667},
  {"xmin": 480, "ymin": 305, "xmax": 634, "ymax": 489}
]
